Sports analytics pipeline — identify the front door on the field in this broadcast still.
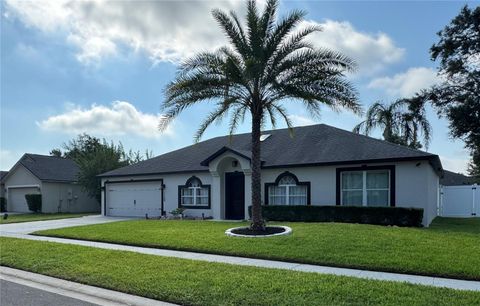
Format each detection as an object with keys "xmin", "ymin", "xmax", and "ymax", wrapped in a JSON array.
[{"xmin": 225, "ymin": 172, "xmax": 245, "ymax": 220}]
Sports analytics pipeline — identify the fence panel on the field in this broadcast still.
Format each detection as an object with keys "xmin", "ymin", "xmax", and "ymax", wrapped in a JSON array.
[{"xmin": 441, "ymin": 185, "xmax": 478, "ymax": 217}]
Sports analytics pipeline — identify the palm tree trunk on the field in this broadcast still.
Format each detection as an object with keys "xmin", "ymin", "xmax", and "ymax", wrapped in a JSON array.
[{"xmin": 250, "ymin": 110, "xmax": 264, "ymax": 231}]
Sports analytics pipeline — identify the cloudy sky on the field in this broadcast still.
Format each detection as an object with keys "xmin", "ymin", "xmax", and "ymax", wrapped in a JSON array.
[{"xmin": 1, "ymin": 0, "xmax": 475, "ymax": 173}]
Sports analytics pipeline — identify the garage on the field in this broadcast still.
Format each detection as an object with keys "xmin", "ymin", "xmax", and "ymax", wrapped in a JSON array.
[
  {"xmin": 105, "ymin": 181, "xmax": 163, "ymax": 217},
  {"xmin": 8, "ymin": 187, "xmax": 40, "ymax": 212}
]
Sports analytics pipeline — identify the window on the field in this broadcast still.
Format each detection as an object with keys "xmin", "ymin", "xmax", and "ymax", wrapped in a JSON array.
[
  {"xmin": 340, "ymin": 168, "xmax": 391, "ymax": 207},
  {"xmin": 178, "ymin": 177, "xmax": 210, "ymax": 208},
  {"xmin": 265, "ymin": 172, "xmax": 310, "ymax": 205}
]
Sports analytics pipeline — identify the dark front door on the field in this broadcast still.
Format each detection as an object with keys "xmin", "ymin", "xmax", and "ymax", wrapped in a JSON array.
[{"xmin": 225, "ymin": 172, "xmax": 245, "ymax": 220}]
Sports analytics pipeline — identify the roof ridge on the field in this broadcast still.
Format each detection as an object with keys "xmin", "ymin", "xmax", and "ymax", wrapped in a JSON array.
[{"xmin": 321, "ymin": 124, "xmax": 434, "ymax": 156}]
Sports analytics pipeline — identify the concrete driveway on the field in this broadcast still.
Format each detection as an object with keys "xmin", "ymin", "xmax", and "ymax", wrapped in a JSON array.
[{"xmin": 0, "ymin": 215, "xmax": 132, "ymax": 235}]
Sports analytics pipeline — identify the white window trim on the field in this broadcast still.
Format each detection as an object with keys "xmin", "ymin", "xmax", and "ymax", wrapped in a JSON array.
[
  {"xmin": 341, "ymin": 170, "xmax": 390, "ymax": 207},
  {"xmin": 268, "ymin": 183, "xmax": 308, "ymax": 206},
  {"xmin": 181, "ymin": 185, "xmax": 209, "ymax": 206}
]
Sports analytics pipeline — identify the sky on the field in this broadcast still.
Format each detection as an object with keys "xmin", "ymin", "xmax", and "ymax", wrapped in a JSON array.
[{"xmin": 1, "ymin": 0, "xmax": 477, "ymax": 173}]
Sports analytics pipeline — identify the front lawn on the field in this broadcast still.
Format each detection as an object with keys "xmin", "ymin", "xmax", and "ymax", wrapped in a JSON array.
[
  {"xmin": 34, "ymin": 217, "xmax": 480, "ymax": 280},
  {"xmin": 0, "ymin": 213, "xmax": 96, "ymax": 224},
  {"xmin": 1, "ymin": 237, "xmax": 479, "ymax": 306}
]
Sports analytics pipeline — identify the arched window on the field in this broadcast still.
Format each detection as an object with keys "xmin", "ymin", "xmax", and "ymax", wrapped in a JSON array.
[
  {"xmin": 265, "ymin": 172, "xmax": 310, "ymax": 205},
  {"xmin": 178, "ymin": 177, "xmax": 210, "ymax": 208}
]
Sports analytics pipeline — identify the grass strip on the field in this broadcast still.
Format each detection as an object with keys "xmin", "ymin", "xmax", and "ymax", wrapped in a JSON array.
[
  {"xmin": 35, "ymin": 218, "xmax": 480, "ymax": 280},
  {"xmin": 1, "ymin": 237, "xmax": 479, "ymax": 306}
]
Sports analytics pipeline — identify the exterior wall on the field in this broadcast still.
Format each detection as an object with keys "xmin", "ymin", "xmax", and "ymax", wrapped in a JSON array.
[
  {"xmin": 4, "ymin": 165, "xmax": 41, "ymax": 187},
  {"xmin": 262, "ymin": 160, "xmax": 439, "ymax": 226},
  {"xmin": 102, "ymin": 172, "xmax": 213, "ymax": 218},
  {"xmin": 41, "ymin": 182, "xmax": 99, "ymax": 213},
  {"xmin": 4, "ymin": 165, "xmax": 42, "ymax": 212},
  {"xmin": 102, "ymin": 159, "xmax": 440, "ymax": 226}
]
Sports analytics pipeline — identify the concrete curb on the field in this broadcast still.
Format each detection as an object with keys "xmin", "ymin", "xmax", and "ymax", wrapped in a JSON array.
[{"xmin": 0, "ymin": 266, "xmax": 176, "ymax": 306}]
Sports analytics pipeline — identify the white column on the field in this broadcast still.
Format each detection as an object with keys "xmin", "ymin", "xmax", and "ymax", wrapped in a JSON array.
[
  {"xmin": 243, "ymin": 169, "xmax": 252, "ymax": 220},
  {"xmin": 210, "ymin": 171, "xmax": 221, "ymax": 219}
]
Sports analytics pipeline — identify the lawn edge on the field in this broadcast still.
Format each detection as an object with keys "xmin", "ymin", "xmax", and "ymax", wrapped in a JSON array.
[{"xmin": 0, "ymin": 214, "xmax": 95, "ymax": 225}]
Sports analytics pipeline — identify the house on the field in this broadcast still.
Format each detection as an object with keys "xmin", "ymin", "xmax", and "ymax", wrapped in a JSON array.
[
  {"xmin": 99, "ymin": 124, "xmax": 443, "ymax": 226},
  {"xmin": 0, "ymin": 171, "xmax": 8, "ymax": 199},
  {"xmin": 3, "ymin": 154, "xmax": 99, "ymax": 213},
  {"xmin": 440, "ymin": 170, "xmax": 474, "ymax": 186}
]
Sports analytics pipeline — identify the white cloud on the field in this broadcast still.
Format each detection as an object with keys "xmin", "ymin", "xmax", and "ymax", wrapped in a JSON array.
[
  {"xmin": 38, "ymin": 101, "xmax": 173, "ymax": 138},
  {"xmin": 4, "ymin": 0, "xmax": 248, "ymax": 64},
  {"xmin": 440, "ymin": 155, "xmax": 470, "ymax": 174},
  {"xmin": 288, "ymin": 115, "xmax": 316, "ymax": 127},
  {"xmin": 368, "ymin": 67, "xmax": 440, "ymax": 97},
  {"xmin": 0, "ymin": 149, "xmax": 21, "ymax": 171},
  {"xmin": 5, "ymin": 1, "xmax": 401, "ymax": 72},
  {"xmin": 302, "ymin": 20, "xmax": 405, "ymax": 75}
]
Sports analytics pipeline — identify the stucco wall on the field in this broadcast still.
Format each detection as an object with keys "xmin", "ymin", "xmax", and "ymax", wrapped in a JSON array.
[
  {"xmin": 4, "ymin": 165, "xmax": 41, "ymax": 187},
  {"xmin": 42, "ymin": 182, "xmax": 99, "ymax": 213},
  {"xmin": 102, "ymin": 159, "xmax": 440, "ymax": 226},
  {"xmin": 102, "ymin": 172, "xmax": 213, "ymax": 218},
  {"xmin": 4, "ymin": 165, "xmax": 42, "ymax": 212}
]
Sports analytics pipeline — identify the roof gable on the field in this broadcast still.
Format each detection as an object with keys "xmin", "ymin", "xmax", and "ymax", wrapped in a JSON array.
[
  {"xmin": 100, "ymin": 124, "xmax": 442, "ymax": 177},
  {"xmin": 6, "ymin": 154, "xmax": 80, "ymax": 182}
]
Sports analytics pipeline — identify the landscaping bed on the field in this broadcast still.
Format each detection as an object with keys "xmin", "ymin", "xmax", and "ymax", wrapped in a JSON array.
[
  {"xmin": 34, "ymin": 217, "xmax": 480, "ymax": 280},
  {"xmin": 0, "ymin": 213, "xmax": 95, "ymax": 224},
  {"xmin": 1, "ymin": 237, "xmax": 479, "ymax": 306}
]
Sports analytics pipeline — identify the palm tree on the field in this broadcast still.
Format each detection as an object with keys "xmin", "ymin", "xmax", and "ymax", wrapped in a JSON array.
[
  {"xmin": 353, "ymin": 99, "xmax": 431, "ymax": 149},
  {"xmin": 353, "ymin": 100, "xmax": 404, "ymax": 142},
  {"xmin": 160, "ymin": 0, "xmax": 360, "ymax": 230}
]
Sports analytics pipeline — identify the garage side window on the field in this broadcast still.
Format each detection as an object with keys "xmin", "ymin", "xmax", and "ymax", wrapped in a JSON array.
[{"xmin": 178, "ymin": 177, "xmax": 210, "ymax": 209}]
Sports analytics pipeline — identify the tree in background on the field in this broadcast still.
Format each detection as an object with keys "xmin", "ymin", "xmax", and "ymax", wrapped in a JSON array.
[
  {"xmin": 160, "ymin": 0, "xmax": 360, "ymax": 230},
  {"xmin": 353, "ymin": 100, "xmax": 431, "ymax": 149},
  {"xmin": 51, "ymin": 134, "xmax": 152, "ymax": 202},
  {"xmin": 416, "ymin": 5, "xmax": 479, "ymax": 180}
]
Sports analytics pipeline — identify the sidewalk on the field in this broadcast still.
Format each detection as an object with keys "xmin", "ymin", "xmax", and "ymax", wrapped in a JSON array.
[
  {"xmin": 2, "ymin": 232, "xmax": 480, "ymax": 292},
  {"xmin": 0, "ymin": 266, "xmax": 175, "ymax": 306}
]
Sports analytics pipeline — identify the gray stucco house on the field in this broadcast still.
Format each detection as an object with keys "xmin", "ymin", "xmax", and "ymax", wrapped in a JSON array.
[
  {"xmin": 3, "ymin": 154, "xmax": 99, "ymax": 213},
  {"xmin": 99, "ymin": 124, "xmax": 443, "ymax": 226}
]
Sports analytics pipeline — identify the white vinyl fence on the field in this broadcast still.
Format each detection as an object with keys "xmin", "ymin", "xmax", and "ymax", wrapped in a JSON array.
[{"xmin": 440, "ymin": 185, "xmax": 479, "ymax": 217}]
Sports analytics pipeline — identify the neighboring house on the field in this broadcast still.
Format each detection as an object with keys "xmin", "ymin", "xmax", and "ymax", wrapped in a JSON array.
[
  {"xmin": 3, "ymin": 154, "xmax": 99, "ymax": 213},
  {"xmin": 99, "ymin": 124, "xmax": 443, "ymax": 226},
  {"xmin": 0, "ymin": 171, "xmax": 8, "ymax": 199},
  {"xmin": 440, "ymin": 170, "xmax": 474, "ymax": 186}
]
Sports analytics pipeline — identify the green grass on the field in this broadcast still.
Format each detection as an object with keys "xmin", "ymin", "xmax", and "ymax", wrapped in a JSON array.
[
  {"xmin": 1, "ymin": 237, "xmax": 479, "ymax": 306},
  {"xmin": 428, "ymin": 217, "xmax": 480, "ymax": 234},
  {"xmin": 0, "ymin": 213, "xmax": 96, "ymax": 224},
  {"xmin": 34, "ymin": 217, "xmax": 480, "ymax": 280}
]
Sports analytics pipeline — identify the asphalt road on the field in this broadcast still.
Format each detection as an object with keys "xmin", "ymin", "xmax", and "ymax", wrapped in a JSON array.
[{"xmin": 0, "ymin": 279, "xmax": 99, "ymax": 306}]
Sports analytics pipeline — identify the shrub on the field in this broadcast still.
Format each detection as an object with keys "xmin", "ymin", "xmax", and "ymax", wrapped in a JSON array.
[
  {"xmin": 0, "ymin": 197, "xmax": 6, "ymax": 212},
  {"xmin": 249, "ymin": 205, "xmax": 424, "ymax": 227},
  {"xmin": 25, "ymin": 194, "xmax": 42, "ymax": 212}
]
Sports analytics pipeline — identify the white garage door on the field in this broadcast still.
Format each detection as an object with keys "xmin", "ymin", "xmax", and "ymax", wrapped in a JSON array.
[
  {"xmin": 8, "ymin": 187, "xmax": 40, "ymax": 212},
  {"xmin": 106, "ymin": 181, "xmax": 162, "ymax": 217}
]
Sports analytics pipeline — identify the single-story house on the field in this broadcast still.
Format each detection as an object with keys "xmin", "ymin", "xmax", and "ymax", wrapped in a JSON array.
[
  {"xmin": 3, "ymin": 153, "xmax": 99, "ymax": 213},
  {"xmin": 440, "ymin": 170, "xmax": 474, "ymax": 186},
  {"xmin": 99, "ymin": 124, "xmax": 443, "ymax": 226}
]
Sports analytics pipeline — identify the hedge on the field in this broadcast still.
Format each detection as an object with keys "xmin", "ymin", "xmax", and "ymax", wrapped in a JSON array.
[
  {"xmin": 25, "ymin": 194, "xmax": 42, "ymax": 213},
  {"xmin": 0, "ymin": 197, "xmax": 6, "ymax": 212},
  {"xmin": 249, "ymin": 205, "xmax": 424, "ymax": 227}
]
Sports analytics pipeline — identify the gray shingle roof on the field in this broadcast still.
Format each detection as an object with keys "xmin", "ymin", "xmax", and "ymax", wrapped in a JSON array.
[
  {"xmin": 18, "ymin": 154, "xmax": 80, "ymax": 182},
  {"xmin": 100, "ymin": 124, "xmax": 442, "ymax": 177},
  {"xmin": 440, "ymin": 170, "xmax": 474, "ymax": 186}
]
